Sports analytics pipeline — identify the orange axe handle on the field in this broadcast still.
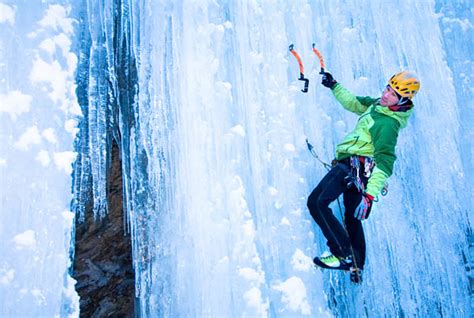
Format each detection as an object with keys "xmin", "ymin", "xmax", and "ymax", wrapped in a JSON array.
[
  {"xmin": 289, "ymin": 44, "xmax": 309, "ymax": 93},
  {"xmin": 312, "ymin": 43, "xmax": 326, "ymax": 74}
]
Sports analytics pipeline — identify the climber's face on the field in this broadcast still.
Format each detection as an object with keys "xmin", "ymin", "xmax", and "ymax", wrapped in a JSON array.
[{"xmin": 380, "ymin": 85, "xmax": 400, "ymax": 107}]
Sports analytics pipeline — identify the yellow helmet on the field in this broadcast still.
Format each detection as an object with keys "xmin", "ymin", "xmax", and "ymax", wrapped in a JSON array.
[{"xmin": 388, "ymin": 71, "xmax": 420, "ymax": 99}]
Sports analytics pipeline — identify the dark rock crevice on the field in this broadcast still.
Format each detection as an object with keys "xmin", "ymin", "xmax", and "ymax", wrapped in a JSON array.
[{"xmin": 73, "ymin": 142, "xmax": 135, "ymax": 317}]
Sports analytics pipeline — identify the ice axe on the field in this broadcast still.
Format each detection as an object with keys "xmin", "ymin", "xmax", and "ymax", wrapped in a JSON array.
[
  {"xmin": 312, "ymin": 43, "xmax": 326, "ymax": 74},
  {"xmin": 289, "ymin": 44, "xmax": 309, "ymax": 93}
]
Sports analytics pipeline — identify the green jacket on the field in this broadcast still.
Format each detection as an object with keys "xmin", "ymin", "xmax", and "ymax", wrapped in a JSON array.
[{"xmin": 332, "ymin": 83, "xmax": 413, "ymax": 197}]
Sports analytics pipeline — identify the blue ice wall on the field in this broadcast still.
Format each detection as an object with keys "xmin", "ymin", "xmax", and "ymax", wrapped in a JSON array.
[{"xmin": 2, "ymin": 0, "xmax": 471, "ymax": 316}]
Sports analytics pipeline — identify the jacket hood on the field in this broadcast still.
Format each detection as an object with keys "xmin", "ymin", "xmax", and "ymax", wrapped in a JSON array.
[{"xmin": 375, "ymin": 103, "xmax": 414, "ymax": 129}]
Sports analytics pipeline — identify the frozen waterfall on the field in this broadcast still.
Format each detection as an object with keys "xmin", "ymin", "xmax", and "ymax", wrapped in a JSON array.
[{"xmin": 0, "ymin": 0, "xmax": 472, "ymax": 316}]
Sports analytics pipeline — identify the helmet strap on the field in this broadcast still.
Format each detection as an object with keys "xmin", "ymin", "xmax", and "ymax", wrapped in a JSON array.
[{"xmin": 397, "ymin": 97, "xmax": 410, "ymax": 105}]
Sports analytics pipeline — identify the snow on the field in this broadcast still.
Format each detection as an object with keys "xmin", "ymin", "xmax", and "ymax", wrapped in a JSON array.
[
  {"xmin": 291, "ymin": 249, "xmax": 313, "ymax": 272},
  {"xmin": 230, "ymin": 124, "xmax": 246, "ymax": 137},
  {"xmin": 14, "ymin": 126, "xmax": 42, "ymax": 151},
  {"xmin": 273, "ymin": 277, "xmax": 312, "ymax": 315},
  {"xmin": 280, "ymin": 217, "xmax": 291, "ymax": 226},
  {"xmin": 283, "ymin": 143, "xmax": 296, "ymax": 152},
  {"xmin": 243, "ymin": 287, "xmax": 268, "ymax": 316},
  {"xmin": 12, "ymin": 230, "xmax": 36, "ymax": 249},
  {"xmin": 64, "ymin": 119, "xmax": 79, "ymax": 137},
  {"xmin": 441, "ymin": 17, "xmax": 473, "ymax": 32},
  {"xmin": 268, "ymin": 187, "xmax": 278, "ymax": 196},
  {"xmin": 30, "ymin": 5, "xmax": 78, "ymax": 114},
  {"xmin": 31, "ymin": 288, "xmax": 46, "ymax": 304},
  {"xmin": 0, "ymin": 2, "xmax": 14, "ymax": 25},
  {"xmin": 29, "ymin": 58, "xmax": 70, "ymax": 104},
  {"xmin": 238, "ymin": 267, "xmax": 264, "ymax": 283},
  {"xmin": 0, "ymin": 269, "xmax": 15, "ymax": 285},
  {"xmin": 60, "ymin": 275, "xmax": 80, "ymax": 318},
  {"xmin": 39, "ymin": 38, "xmax": 56, "ymax": 54},
  {"xmin": 0, "ymin": 90, "xmax": 33, "ymax": 120},
  {"xmin": 36, "ymin": 150, "xmax": 51, "ymax": 166},
  {"xmin": 0, "ymin": 2, "xmax": 79, "ymax": 316},
  {"xmin": 53, "ymin": 151, "xmax": 76, "ymax": 174},
  {"xmin": 53, "ymin": 33, "xmax": 72, "ymax": 55},
  {"xmin": 38, "ymin": 4, "xmax": 74, "ymax": 34},
  {"xmin": 62, "ymin": 210, "xmax": 74, "ymax": 222},
  {"xmin": 42, "ymin": 128, "xmax": 58, "ymax": 144}
]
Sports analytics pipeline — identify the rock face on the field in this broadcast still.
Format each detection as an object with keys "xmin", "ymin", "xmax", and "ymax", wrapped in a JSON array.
[{"xmin": 73, "ymin": 143, "xmax": 135, "ymax": 317}]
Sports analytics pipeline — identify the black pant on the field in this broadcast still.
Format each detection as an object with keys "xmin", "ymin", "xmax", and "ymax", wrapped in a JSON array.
[{"xmin": 307, "ymin": 161, "xmax": 367, "ymax": 269}]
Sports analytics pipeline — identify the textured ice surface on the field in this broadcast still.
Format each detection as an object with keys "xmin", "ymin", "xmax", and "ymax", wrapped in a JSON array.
[{"xmin": 1, "ymin": 0, "xmax": 472, "ymax": 316}]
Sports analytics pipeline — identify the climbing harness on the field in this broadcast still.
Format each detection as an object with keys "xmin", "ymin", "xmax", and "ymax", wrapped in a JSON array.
[
  {"xmin": 306, "ymin": 139, "xmax": 387, "ymax": 197},
  {"xmin": 347, "ymin": 156, "xmax": 375, "ymax": 193},
  {"xmin": 289, "ymin": 44, "xmax": 309, "ymax": 93}
]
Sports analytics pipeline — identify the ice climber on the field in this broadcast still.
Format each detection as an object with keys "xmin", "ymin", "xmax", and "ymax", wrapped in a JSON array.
[{"xmin": 308, "ymin": 71, "xmax": 420, "ymax": 283}]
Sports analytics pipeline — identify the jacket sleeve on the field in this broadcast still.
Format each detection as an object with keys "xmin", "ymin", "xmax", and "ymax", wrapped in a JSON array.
[
  {"xmin": 356, "ymin": 96, "xmax": 380, "ymax": 107},
  {"xmin": 332, "ymin": 83, "xmax": 370, "ymax": 115},
  {"xmin": 366, "ymin": 118, "xmax": 400, "ymax": 197}
]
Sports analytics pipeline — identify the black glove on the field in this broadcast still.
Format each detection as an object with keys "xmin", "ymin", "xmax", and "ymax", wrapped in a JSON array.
[{"xmin": 321, "ymin": 72, "xmax": 337, "ymax": 89}]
